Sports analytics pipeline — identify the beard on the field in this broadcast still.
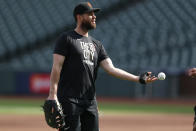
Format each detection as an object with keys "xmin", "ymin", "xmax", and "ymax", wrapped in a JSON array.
[{"xmin": 81, "ymin": 19, "xmax": 96, "ymax": 31}]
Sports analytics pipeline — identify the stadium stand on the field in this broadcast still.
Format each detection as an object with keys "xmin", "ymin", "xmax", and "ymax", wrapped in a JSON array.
[
  {"xmin": 0, "ymin": 0, "xmax": 195, "ymax": 74},
  {"xmin": 191, "ymin": 46, "xmax": 196, "ymax": 66}
]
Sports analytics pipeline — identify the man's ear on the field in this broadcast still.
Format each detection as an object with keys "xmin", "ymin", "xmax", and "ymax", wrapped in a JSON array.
[{"xmin": 76, "ymin": 14, "xmax": 83, "ymax": 22}]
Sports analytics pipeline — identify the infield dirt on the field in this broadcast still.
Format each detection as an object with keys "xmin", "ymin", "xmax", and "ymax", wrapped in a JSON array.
[{"xmin": 0, "ymin": 113, "xmax": 193, "ymax": 131}]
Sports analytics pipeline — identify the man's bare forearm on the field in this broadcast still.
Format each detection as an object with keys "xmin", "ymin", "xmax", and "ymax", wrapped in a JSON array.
[
  {"xmin": 107, "ymin": 67, "xmax": 139, "ymax": 82},
  {"xmin": 101, "ymin": 58, "xmax": 157, "ymax": 84},
  {"xmin": 48, "ymin": 54, "xmax": 65, "ymax": 100},
  {"xmin": 48, "ymin": 66, "xmax": 61, "ymax": 99}
]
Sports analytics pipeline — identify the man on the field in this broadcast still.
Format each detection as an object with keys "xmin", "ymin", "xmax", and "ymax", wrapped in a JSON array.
[
  {"xmin": 188, "ymin": 68, "xmax": 196, "ymax": 131},
  {"xmin": 47, "ymin": 2, "xmax": 157, "ymax": 131}
]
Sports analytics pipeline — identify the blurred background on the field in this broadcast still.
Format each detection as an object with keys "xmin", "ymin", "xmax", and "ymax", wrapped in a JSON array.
[
  {"xmin": 0, "ymin": 0, "xmax": 195, "ymax": 99},
  {"xmin": 0, "ymin": 0, "xmax": 195, "ymax": 130}
]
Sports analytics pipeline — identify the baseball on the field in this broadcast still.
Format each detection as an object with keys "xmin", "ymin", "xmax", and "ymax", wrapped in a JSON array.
[{"xmin": 158, "ymin": 72, "xmax": 166, "ymax": 80}]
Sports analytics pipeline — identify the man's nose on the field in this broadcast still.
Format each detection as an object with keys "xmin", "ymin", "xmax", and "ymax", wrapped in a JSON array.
[{"xmin": 92, "ymin": 14, "xmax": 96, "ymax": 19}]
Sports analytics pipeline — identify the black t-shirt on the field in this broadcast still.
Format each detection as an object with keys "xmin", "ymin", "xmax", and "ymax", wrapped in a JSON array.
[{"xmin": 54, "ymin": 31, "xmax": 108, "ymax": 100}]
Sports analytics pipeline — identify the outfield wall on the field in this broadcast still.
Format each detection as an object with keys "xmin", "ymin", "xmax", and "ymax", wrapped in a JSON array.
[{"xmin": 0, "ymin": 71, "xmax": 196, "ymax": 99}]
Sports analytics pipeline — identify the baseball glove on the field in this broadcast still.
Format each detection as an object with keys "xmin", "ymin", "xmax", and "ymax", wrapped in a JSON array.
[
  {"xmin": 139, "ymin": 72, "xmax": 150, "ymax": 84},
  {"xmin": 42, "ymin": 100, "xmax": 66, "ymax": 129}
]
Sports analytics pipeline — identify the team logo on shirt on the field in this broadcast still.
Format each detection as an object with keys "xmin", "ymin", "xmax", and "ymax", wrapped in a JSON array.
[{"xmin": 80, "ymin": 42, "xmax": 95, "ymax": 66}]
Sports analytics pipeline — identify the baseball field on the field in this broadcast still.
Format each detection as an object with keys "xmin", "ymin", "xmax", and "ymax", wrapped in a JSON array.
[{"xmin": 0, "ymin": 97, "xmax": 194, "ymax": 131}]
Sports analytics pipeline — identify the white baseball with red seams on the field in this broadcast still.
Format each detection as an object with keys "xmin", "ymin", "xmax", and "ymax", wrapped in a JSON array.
[{"xmin": 158, "ymin": 72, "xmax": 166, "ymax": 80}]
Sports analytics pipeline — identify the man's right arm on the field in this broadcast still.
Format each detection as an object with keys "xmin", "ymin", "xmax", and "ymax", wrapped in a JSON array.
[{"xmin": 47, "ymin": 54, "xmax": 65, "ymax": 100}]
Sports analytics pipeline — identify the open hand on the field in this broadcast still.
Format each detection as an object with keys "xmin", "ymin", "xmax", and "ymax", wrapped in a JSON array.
[
  {"xmin": 145, "ymin": 72, "xmax": 158, "ymax": 84},
  {"xmin": 188, "ymin": 68, "xmax": 196, "ymax": 77},
  {"xmin": 139, "ymin": 72, "xmax": 158, "ymax": 84}
]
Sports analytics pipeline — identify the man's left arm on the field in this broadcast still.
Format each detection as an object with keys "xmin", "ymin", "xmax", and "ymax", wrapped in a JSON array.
[{"xmin": 100, "ymin": 58, "xmax": 157, "ymax": 84}]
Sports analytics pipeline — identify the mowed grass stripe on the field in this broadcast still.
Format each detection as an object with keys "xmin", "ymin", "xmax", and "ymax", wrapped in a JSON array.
[
  {"xmin": 0, "ymin": 98, "xmax": 193, "ymax": 114},
  {"xmin": 0, "ymin": 98, "xmax": 44, "ymax": 107},
  {"xmin": 0, "ymin": 106, "xmax": 43, "ymax": 114},
  {"xmin": 0, "ymin": 104, "xmax": 193, "ymax": 115},
  {"xmin": 0, "ymin": 98, "xmax": 44, "ymax": 114}
]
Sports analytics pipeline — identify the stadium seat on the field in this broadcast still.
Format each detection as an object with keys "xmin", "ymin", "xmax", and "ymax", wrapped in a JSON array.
[
  {"xmin": 0, "ymin": 0, "xmax": 196, "ymax": 72},
  {"xmin": 179, "ymin": 48, "xmax": 190, "ymax": 68},
  {"xmin": 190, "ymin": 46, "xmax": 196, "ymax": 66}
]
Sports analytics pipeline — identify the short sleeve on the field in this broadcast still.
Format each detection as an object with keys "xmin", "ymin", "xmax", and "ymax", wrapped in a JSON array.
[
  {"xmin": 98, "ymin": 44, "xmax": 109, "ymax": 64},
  {"xmin": 53, "ymin": 33, "xmax": 69, "ymax": 56}
]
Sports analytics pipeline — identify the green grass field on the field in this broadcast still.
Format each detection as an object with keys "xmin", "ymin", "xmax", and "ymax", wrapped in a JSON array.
[{"xmin": 0, "ymin": 98, "xmax": 194, "ymax": 115}]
